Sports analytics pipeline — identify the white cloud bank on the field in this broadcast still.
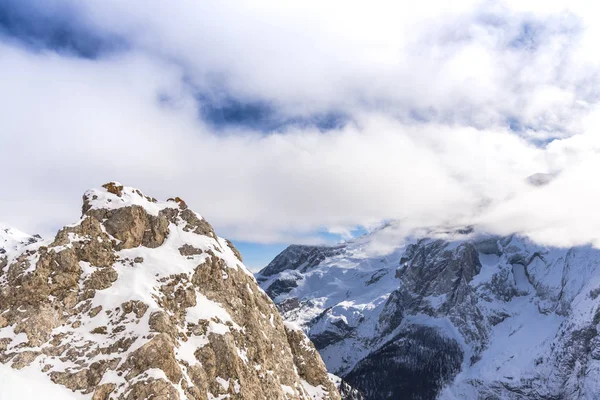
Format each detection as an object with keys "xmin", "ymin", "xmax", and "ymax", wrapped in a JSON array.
[{"xmin": 1, "ymin": 0, "xmax": 600, "ymax": 248}]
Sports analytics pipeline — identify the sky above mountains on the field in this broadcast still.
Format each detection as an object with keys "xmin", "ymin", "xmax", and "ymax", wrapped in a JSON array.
[{"xmin": 2, "ymin": 0, "xmax": 600, "ymax": 269}]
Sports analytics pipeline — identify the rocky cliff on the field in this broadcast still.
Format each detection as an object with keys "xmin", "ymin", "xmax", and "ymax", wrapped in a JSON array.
[
  {"xmin": 257, "ymin": 225, "xmax": 600, "ymax": 400},
  {"xmin": 0, "ymin": 182, "xmax": 340, "ymax": 400}
]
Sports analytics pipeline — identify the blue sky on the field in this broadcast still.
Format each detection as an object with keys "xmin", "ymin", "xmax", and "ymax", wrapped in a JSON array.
[
  {"xmin": 3, "ymin": 0, "xmax": 600, "ymax": 265},
  {"xmin": 229, "ymin": 241, "xmax": 288, "ymax": 271},
  {"xmin": 232, "ymin": 227, "xmax": 368, "ymax": 271}
]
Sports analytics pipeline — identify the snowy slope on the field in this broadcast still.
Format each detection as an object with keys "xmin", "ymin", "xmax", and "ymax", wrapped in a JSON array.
[
  {"xmin": 257, "ymin": 225, "xmax": 600, "ymax": 400},
  {"xmin": 0, "ymin": 224, "xmax": 39, "ymax": 256},
  {"xmin": 0, "ymin": 362, "xmax": 85, "ymax": 400}
]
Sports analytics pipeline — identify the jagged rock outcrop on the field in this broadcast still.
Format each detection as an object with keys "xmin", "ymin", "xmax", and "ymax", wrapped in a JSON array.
[
  {"xmin": 257, "ymin": 226, "xmax": 600, "ymax": 400},
  {"xmin": 328, "ymin": 375, "xmax": 364, "ymax": 400},
  {"xmin": 0, "ymin": 182, "xmax": 340, "ymax": 400}
]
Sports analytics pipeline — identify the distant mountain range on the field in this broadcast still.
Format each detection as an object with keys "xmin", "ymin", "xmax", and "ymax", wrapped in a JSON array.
[{"xmin": 257, "ymin": 224, "xmax": 600, "ymax": 399}]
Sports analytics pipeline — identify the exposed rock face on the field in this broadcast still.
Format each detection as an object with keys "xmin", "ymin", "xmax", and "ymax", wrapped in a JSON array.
[
  {"xmin": 0, "ymin": 183, "xmax": 340, "ymax": 400},
  {"xmin": 328, "ymin": 375, "xmax": 364, "ymax": 400},
  {"xmin": 257, "ymin": 226, "xmax": 600, "ymax": 400},
  {"xmin": 285, "ymin": 323, "xmax": 336, "ymax": 391}
]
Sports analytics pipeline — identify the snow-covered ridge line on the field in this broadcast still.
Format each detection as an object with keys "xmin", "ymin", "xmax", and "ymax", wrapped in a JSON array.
[{"xmin": 83, "ymin": 181, "xmax": 196, "ymax": 217}]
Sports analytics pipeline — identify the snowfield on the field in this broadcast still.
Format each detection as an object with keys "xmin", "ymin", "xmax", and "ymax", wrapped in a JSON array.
[{"xmin": 0, "ymin": 362, "xmax": 85, "ymax": 399}]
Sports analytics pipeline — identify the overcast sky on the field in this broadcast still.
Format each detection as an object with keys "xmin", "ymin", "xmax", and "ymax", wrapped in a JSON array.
[{"xmin": 2, "ymin": 0, "xmax": 600, "ymax": 269}]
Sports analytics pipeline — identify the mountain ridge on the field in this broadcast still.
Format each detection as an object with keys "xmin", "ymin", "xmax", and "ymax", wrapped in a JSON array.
[{"xmin": 257, "ymin": 225, "xmax": 600, "ymax": 399}]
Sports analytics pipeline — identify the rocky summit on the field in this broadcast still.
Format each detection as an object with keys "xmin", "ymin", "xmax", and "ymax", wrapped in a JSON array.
[
  {"xmin": 257, "ymin": 225, "xmax": 600, "ymax": 400},
  {"xmin": 0, "ymin": 182, "xmax": 341, "ymax": 400}
]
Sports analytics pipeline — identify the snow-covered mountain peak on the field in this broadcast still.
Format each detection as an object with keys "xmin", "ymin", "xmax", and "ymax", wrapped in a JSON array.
[
  {"xmin": 0, "ymin": 183, "xmax": 341, "ymax": 400},
  {"xmin": 82, "ymin": 181, "xmax": 188, "ymax": 217}
]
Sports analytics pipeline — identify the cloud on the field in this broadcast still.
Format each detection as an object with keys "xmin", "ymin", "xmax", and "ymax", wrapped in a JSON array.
[
  {"xmin": 1, "ymin": 0, "xmax": 600, "ymax": 249},
  {"xmin": 0, "ymin": 0, "xmax": 126, "ymax": 58},
  {"xmin": 10, "ymin": 0, "xmax": 595, "ymax": 133}
]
